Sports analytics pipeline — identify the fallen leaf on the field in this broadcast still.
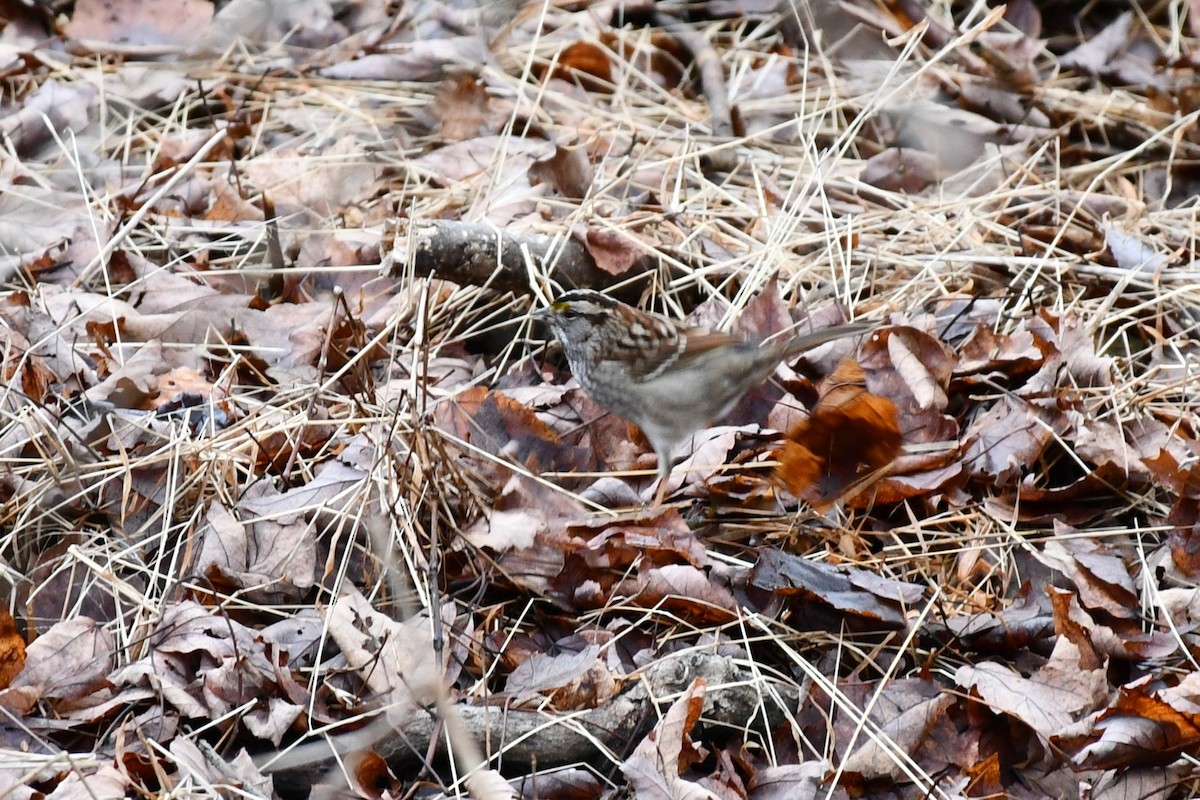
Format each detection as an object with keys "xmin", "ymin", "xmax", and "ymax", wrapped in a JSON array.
[
  {"xmin": 0, "ymin": 608, "xmax": 26, "ymax": 691},
  {"xmin": 551, "ymin": 41, "xmax": 614, "ymax": 91},
  {"xmin": 577, "ymin": 227, "xmax": 652, "ymax": 276},
  {"xmin": 531, "ymin": 144, "xmax": 594, "ymax": 198},
  {"xmin": 503, "ymin": 644, "xmax": 617, "ymax": 709},
  {"xmin": 431, "ymin": 74, "xmax": 495, "ymax": 142},
  {"xmin": 956, "ymin": 637, "xmax": 1109, "ymax": 742},
  {"xmin": 2, "ymin": 617, "xmax": 113, "ymax": 715},
  {"xmin": 749, "ymin": 549, "xmax": 923, "ymax": 629},
  {"xmin": 620, "ymin": 678, "xmax": 710, "ymax": 799},
  {"xmin": 1062, "ymin": 672, "xmax": 1200, "ymax": 770},
  {"xmin": 773, "ymin": 358, "xmax": 902, "ymax": 508}
]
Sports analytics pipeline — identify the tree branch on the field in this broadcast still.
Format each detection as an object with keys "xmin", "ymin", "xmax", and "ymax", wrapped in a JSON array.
[{"xmin": 384, "ymin": 219, "xmax": 654, "ymax": 295}]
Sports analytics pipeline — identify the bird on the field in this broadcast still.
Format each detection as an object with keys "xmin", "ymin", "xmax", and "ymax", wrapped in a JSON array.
[{"xmin": 539, "ymin": 289, "xmax": 872, "ymax": 502}]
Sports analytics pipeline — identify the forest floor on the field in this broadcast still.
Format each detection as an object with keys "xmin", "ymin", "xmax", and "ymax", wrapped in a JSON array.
[{"xmin": 2, "ymin": 1, "xmax": 1200, "ymax": 798}]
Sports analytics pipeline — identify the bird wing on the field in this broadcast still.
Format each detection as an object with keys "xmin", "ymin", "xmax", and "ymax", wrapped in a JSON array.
[
  {"xmin": 625, "ymin": 329, "xmax": 745, "ymax": 381},
  {"xmin": 779, "ymin": 321, "xmax": 876, "ymax": 358}
]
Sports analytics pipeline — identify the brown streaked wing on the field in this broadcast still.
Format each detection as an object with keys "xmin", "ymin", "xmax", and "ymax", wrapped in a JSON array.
[{"xmin": 626, "ymin": 328, "xmax": 745, "ymax": 381}]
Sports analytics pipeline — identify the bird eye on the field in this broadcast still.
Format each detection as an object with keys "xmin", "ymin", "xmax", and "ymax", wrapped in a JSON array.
[{"xmin": 561, "ymin": 308, "xmax": 580, "ymax": 319}]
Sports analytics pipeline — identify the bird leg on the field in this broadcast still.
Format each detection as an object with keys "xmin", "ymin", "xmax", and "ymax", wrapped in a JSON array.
[
  {"xmin": 651, "ymin": 477, "xmax": 670, "ymax": 506},
  {"xmin": 650, "ymin": 451, "xmax": 674, "ymax": 506}
]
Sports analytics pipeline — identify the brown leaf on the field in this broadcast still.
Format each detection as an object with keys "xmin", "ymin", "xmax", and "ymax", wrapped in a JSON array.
[
  {"xmin": 39, "ymin": 764, "xmax": 129, "ymax": 799},
  {"xmin": 2, "ymin": 617, "xmax": 113, "ymax": 715},
  {"xmin": 1048, "ymin": 586, "xmax": 1104, "ymax": 671},
  {"xmin": 1054, "ymin": 313, "xmax": 1113, "ymax": 388},
  {"xmin": 193, "ymin": 500, "xmax": 318, "ymax": 603},
  {"xmin": 503, "ymin": 644, "xmax": 617, "ymax": 709},
  {"xmin": 110, "ymin": 602, "xmax": 290, "ymax": 725},
  {"xmin": 1060, "ymin": 12, "xmax": 1134, "ymax": 76},
  {"xmin": 0, "ymin": 607, "xmax": 26, "ymax": 691},
  {"xmin": 203, "ymin": 178, "xmax": 262, "ymax": 223},
  {"xmin": 436, "ymin": 385, "xmax": 589, "ymax": 474},
  {"xmin": 464, "ymin": 475, "xmax": 579, "ymax": 553},
  {"xmin": 323, "ymin": 589, "xmax": 451, "ymax": 712},
  {"xmin": 153, "ymin": 366, "xmax": 217, "ymax": 409},
  {"xmin": 660, "ymin": 425, "xmax": 747, "ymax": 500},
  {"xmin": 952, "ymin": 325, "xmax": 1048, "ymax": 383},
  {"xmin": 616, "ymin": 563, "xmax": 741, "ymax": 624},
  {"xmin": 1036, "ymin": 528, "xmax": 1138, "ymax": 619},
  {"xmin": 1168, "ymin": 502, "xmax": 1200, "ymax": 579},
  {"xmin": 1142, "ymin": 430, "xmax": 1200, "ymax": 498},
  {"xmin": 4, "ymin": 348, "xmax": 56, "ymax": 404},
  {"xmin": 511, "ymin": 769, "xmax": 603, "ymax": 798},
  {"xmin": 431, "ymin": 75, "xmax": 494, "ymax": 142},
  {"xmin": 577, "ymin": 227, "xmax": 651, "ymax": 277},
  {"xmin": 853, "ymin": 325, "xmax": 961, "ymax": 504},
  {"xmin": 552, "ymin": 41, "xmax": 614, "ymax": 91},
  {"xmin": 241, "ymin": 136, "xmax": 386, "ymax": 220},
  {"xmin": 840, "ymin": 692, "xmax": 955, "ymax": 782},
  {"xmin": 530, "ymin": 144, "xmax": 594, "ymax": 199},
  {"xmin": 567, "ymin": 509, "xmax": 708, "ymax": 571},
  {"xmin": 324, "ymin": 314, "xmax": 385, "ymax": 397},
  {"xmin": 550, "ymin": 509, "xmax": 715, "ymax": 611},
  {"xmin": 749, "ymin": 549, "xmax": 923, "ymax": 629},
  {"xmin": 928, "ymin": 590, "xmax": 1055, "ymax": 654},
  {"xmin": 869, "ymin": 461, "xmax": 966, "ymax": 505},
  {"xmin": 66, "ymin": 0, "xmax": 212, "ymax": 46},
  {"xmin": 83, "ymin": 340, "xmax": 163, "ymax": 410},
  {"xmin": 347, "ymin": 749, "xmax": 396, "ymax": 800},
  {"xmin": 747, "ymin": 764, "xmax": 825, "ymax": 800},
  {"xmin": 962, "ymin": 395, "xmax": 1064, "ymax": 482},
  {"xmin": 1063, "ymin": 673, "xmax": 1200, "ymax": 770},
  {"xmin": 169, "ymin": 739, "xmax": 272, "ymax": 797},
  {"xmin": 620, "ymin": 678, "xmax": 709, "ymax": 798},
  {"xmin": 964, "ymin": 753, "xmax": 1004, "ymax": 798},
  {"xmin": 21, "ymin": 535, "xmax": 128, "ymax": 638},
  {"xmin": 886, "ymin": 327, "xmax": 951, "ymax": 410},
  {"xmin": 773, "ymin": 358, "xmax": 902, "ymax": 508},
  {"xmin": 252, "ymin": 419, "xmax": 337, "ymax": 475},
  {"xmin": 728, "ymin": 278, "xmax": 793, "ymax": 341},
  {"xmin": 956, "ymin": 637, "xmax": 1109, "ymax": 742}
]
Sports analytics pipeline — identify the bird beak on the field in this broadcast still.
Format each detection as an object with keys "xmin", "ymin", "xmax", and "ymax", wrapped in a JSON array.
[{"xmin": 532, "ymin": 299, "xmax": 568, "ymax": 320}]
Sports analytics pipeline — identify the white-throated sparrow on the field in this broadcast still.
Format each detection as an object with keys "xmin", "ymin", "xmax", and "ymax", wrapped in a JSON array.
[{"xmin": 540, "ymin": 289, "xmax": 872, "ymax": 500}]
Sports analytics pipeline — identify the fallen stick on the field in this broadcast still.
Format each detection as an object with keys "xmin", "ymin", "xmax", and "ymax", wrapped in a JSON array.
[
  {"xmin": 384, "ymin": 219, "xmax": 653, "ymax": 294},
  {"xmin": 261, "ymin": 650, "xmax": 799, "ymax": 792}
]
